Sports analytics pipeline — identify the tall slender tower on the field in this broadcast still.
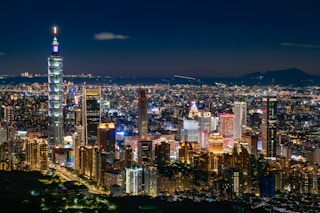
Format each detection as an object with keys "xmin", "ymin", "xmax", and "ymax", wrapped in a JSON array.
[
  {"xmin": 234, "ymin": 101, "xmax": 247, "ymax": 140},
  {"xmin": 261, "ymin": 95, "xmax": 277, "ymax": 158},
  {"xmin": 138, "ymin": 88, "xmax": 148, "ymax": 140},
  {"xmin": 48, "ymin": 26, "xmax": 64, "ymax": 147}
]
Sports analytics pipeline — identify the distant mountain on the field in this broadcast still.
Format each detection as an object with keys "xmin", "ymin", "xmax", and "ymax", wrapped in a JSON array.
[
  {"xmin": 0, "ymin": 68, "xmax": 319, "ymax": 86},
  {"xmin": 236, "ymin": 68, "xmax": 320, "ymax": 86}
]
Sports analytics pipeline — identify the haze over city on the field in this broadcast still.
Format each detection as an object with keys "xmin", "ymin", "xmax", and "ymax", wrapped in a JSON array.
[{"xmin": 0, "ymin": 0, "xmax": 320, "ymax": 77}]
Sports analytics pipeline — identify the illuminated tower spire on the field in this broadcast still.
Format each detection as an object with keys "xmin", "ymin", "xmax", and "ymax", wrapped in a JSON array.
[
  {"xmin": 48, "ymin": 26, "xmax": 64, "ymax": 147},
  {"xmin": 52, "ymin": 26, "xmax": 59, "ymax": 53}
]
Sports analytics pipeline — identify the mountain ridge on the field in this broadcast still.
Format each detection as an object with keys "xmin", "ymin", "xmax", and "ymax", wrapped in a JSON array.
[
  {"xmin": 235, "ymin": 68, "xmax": 319, "ymax": 86},
  {"xmin": 0, "ymin": 68, "xmax": 319, "ymax": 86}
]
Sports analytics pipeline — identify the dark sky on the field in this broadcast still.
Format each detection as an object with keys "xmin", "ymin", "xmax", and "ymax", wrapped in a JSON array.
[{"xmin": 0, "ymin": 0, "xmax": 320, "ymax": 77}]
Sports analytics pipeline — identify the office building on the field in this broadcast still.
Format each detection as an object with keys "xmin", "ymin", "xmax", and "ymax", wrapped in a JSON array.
[
  {"xmin": 125, "ymin": 166, "xmax": 143, "ymax": 195},
  {"xmin": 182, "ymin": 119, "xmax": 199, "ymax": 142},
  {"xmin": 78, "ymin": 144, "xmax": 99, "ymax": 179},
  {"xmin": 219, "ymin": 113, "xmax": 235, "ymax": 138},
  {"xmin": 261, "ymin": 95, "xmax": 277, "ymax": 158},
  {"xmin": 97, "ymin": 122, "xmax": 116, "ymax": 164},
  {"xmin": 138, "ymin": 140, "xmax": 153, "ymax": 165},
  {"xmin": 83, "ymin": 86, "xmax": 101, "ymax": 145},
  {"xmin": 138, "ymin": 88, "xmax": 148, "ymax": 140},
  {"xmin": 198, "ymin": 111, "xmax": 212, "ymax": 132},
  {"xmin": 124, "ymin": 145, "xmax": 133, "ymax": 167},
  {"xmin": 48, "ymin": 26, "xmax": 64, "ymax": 147},
  {"xmin": 233, "ymin": 101, "xmax": 247, "ymax": 140},
  {"xmin": 207, "ymin": 133, "xmax": 224, "ymax": 154},
  {"xmin": 154, "ymin": 141, "xmax": 170, "ymax": 166},
  {"xmin": 144, "ymin": 165, "xmax": 158, "ymax": 197},
  {"xmin": 63, "ymin": 83, "xmax": 76, "ymax": 135},
  {"xmin": 178, "ymin": 141, "xmax": 193, "ymax": 164},
  {"xmin": 25, "ymin": 137, "xmax": 48, "ymax": 174},
  {"xmin": 96, "ymin": 150, "xmax": 107, "ymax": 186}
]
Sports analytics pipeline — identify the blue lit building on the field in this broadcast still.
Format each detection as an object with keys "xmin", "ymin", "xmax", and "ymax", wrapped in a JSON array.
[{"xmin": 48, "ymin": 27, "xmax": 64, "ymax": 147}]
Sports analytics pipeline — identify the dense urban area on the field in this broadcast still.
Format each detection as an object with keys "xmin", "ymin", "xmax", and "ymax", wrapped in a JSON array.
[{"xmin": 0, "ymin": 74, "xmax": 320, "ymax": 212}]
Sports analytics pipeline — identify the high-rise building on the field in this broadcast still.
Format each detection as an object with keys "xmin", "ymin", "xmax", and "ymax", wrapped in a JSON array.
[
  {"xmin": 25, "ymin": 137, "xmax": 48, "ymax": 174},
  {"xmin": 198, "ymin": 111, "xmax": 212, "ymax": 132},
  {"xmin": 138, "ymin": 140, "xmax": 153, "ymax": 165},
  {"xmin": 63, "ymin": 83, "xmax": 76, "ymax": 135},
  {"xmin": 83, "ymin": 86, "xmax": 101, "ymax": 145},
  {"xmin": 138, "ymin": 88, "xmax": 148, "ymax": 140},
  {"xmin": 207, "ymin": 133, "xmax": 224, "ymax": 154},
  {"xmin": 125, "ymin": 166, "xmax": 143, "ymax": 195},
  {"xmin": 144, "ymin": 165, "xmax": 158, "ymax": 197},
  {"xmin": 182, "ymin": 119, "xmax": 199, "ymax": 142},
  {"xmin": 78, "ymin": 144, "xmax": 99, "ymax": 179},
  {"xmin": 261, "ymin": 95, "xmax": 277, "ymax": 158},
  {"xmin": 124, "ymin": 145, "xmax": 133, "ymax": 167},
  {"xmin": 97, "ymin": 122, "xmax": 116, "ymax": 164},
  {"xmin": 154, "ymin": 141, "xmax": 170, "ymax": 166},
  {"xmin": 198, "ymin": 111, "xmax": 212, "ymax": 150},
  {"xmin": 233, "ymin": 102, "xmax": 247, "ymax": 140},
  {"xmin": 48, "ymin": 26, "xmax": 64, "ymax": 147},
  {"xmin": 95, "ymin": 150, "xmax": 107, "ymax": 186},
  {"xmin": 219, "ymin": 113, "xmax": 235, "ymax": 138},
  {"xmin": 178, "ymin": 141, "xmax": 193, "ymax": 164},
  {"xmin": 73, "ymin": 131, "xmax": 82, "ymax": 171}
]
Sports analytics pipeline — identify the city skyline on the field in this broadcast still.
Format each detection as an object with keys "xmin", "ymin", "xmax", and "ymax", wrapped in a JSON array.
[{"xmin": 0, "ymin": 0, "xmax": 320, "ymax": 77}]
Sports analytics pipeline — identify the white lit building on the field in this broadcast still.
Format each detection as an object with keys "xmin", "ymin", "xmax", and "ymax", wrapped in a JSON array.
[
  {"xmin": 233, "ymin": 101, "xmax": 247, "ymax": 140},
  {"xmin": 125, "ymin": 166, "xmax": 143, "ymax": 195},
  {"xmin": 182, "ymin": 119, "xmax": 199, "ymax": 142}
]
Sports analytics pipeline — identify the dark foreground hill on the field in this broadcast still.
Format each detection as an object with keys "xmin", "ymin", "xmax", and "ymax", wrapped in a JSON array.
[{"xmin": 0, "ymin": 171, "xmax": 268, "ymax": 213}]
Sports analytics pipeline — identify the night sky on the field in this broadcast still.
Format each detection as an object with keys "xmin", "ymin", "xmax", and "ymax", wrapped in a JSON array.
[{"xmin": 0, "ymin": 0, "xmax": 320, "ymax": 77}]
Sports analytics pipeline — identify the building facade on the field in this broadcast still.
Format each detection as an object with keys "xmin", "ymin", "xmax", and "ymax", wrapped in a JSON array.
[
  {"xmin": 261, "ymin": 95, "xmax": 277, "ymax": 158},
  {"xmin": 48, "ymin": 27, "xmax": 64, "ymax": 147},
  {"xmin": 83, "ymin": 86, "xmax": 101, "ymax": 145},
  {"xmin": 234, "ymin": 101, "xmax": 247, "ymax": 140}
]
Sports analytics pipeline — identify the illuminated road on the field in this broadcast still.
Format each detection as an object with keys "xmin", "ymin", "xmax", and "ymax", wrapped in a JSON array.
[{"xmin": 50, "ymin": 163, "xmax": 109, "ymax": 195}]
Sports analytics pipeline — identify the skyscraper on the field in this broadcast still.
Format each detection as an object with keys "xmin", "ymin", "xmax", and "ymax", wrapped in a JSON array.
[
  {"xmin": 219, "ymin": 113, "xmax": 235, "ymax": 138},
  {"xmin": 124, "ymin": 145, "xmax": 133, "ymax": 168},
  {"xmin": 234, "ymin": 101, "xmax": 247, "ymax": 140},
  {"xmin": 125, "ymin": 166, "xmax": 143, "ymax": 195},
  {"xmin": 182, "ymin": 119, "xmax": 199, "ymax": 142},
  {"xmin": 138, "ymin": 140, "xmax": 153, "ymax": 165},
  {"xmin": 138, "ymin": 88, "xmax": 148, "ymax": 140},
  {"xmin": 144, "ymin": 165, "xmax": 158, "ymax": 197},
  {"xmin": 198, "ymin": 111, "xmax": 212, "ymax": 132},
  {"xmin": 97, "ymin": 122, "xmax": 116, "ymax": 163},
  {"xmin": 155, "ymin": 141, "xmax": 170, "ymax": 166},
  {"xmin": 48, "ymin": 26, "xmax": 64, "ymax": 147},
  {"xmin": 261, "ymin": 95, "xmax": 277, "ymax": 158},
  {"xmin": 83, "ymin": 86, "xmax": 101, "ymax": 145}
]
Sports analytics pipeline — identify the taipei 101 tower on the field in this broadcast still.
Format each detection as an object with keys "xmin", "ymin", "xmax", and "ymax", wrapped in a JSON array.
[{"xmin": 48, "ymin": 26, "xmax": 64, "ymax": 147}]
